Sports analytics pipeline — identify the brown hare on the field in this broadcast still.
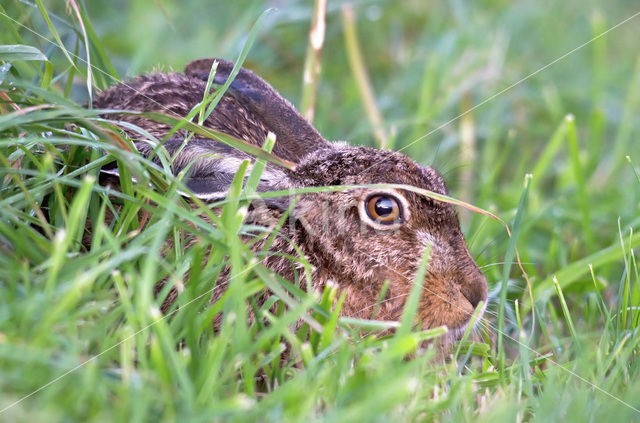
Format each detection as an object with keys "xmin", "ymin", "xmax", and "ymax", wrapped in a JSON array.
[{"xmin": 92, "ymin": 58, "xmax": 487, "ymax": 344}]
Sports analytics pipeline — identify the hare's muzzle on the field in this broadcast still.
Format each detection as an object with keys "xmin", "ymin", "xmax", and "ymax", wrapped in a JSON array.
[
  {"xmin": 460, "ymin": 269, "xmax": 488, "ymax": 314},
  {"xmin": 416, "ymin": 237, "xmax": 488, "ymax": 339},
  {"xmin": 452, "ymin": 250, "xmax": 488, "ymax": 330}
]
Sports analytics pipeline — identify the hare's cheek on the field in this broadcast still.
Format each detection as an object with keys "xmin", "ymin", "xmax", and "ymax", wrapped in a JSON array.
[{"xmin": 295, "ymin": 197, "xmax": 360, "ymax": 238}]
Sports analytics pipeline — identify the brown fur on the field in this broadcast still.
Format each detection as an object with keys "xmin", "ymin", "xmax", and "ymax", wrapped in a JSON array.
[{"xmin": 92, "ymin": 58, "xmax": 487, "ymax": 344}]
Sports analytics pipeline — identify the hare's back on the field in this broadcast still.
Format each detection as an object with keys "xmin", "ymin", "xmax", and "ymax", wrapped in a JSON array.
[{"xmin": 93, "ymin": 73, "xmax": 269, "ymax": 147}]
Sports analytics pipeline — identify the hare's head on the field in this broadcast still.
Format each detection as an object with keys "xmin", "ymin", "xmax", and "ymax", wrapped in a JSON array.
[
  {"xmin": 280, "ymin": 146, "xmax": 488, "ymax": 339},
  {"xmin": 96, "ymin": 58, "xmax": 488, "ymax": 342}
]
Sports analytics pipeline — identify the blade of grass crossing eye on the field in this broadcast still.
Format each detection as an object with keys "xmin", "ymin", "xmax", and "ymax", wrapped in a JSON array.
[
  {"xmin": 397, "ymin": 244, "xmax": 432, "ymax": 338},
  {"xmin": 498, "ymin": 174, "xmax": 531, "ymax": 375},
  {"xmin": 215, "ymin": 183, "xmax": 503, "ymax": 223}
]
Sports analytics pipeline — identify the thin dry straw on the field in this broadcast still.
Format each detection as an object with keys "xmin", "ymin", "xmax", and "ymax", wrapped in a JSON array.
[
  {"xmin": 341, "ymin": 3, "xmax": 389, "ymax": 149},
  {"xmin": 300, "ymin": 0, "xmax": 327, "ymax": 122}
]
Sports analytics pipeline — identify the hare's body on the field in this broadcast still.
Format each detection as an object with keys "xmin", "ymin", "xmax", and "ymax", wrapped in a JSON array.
[{"xmin": 94, "ymin": 59, "xmax": 487, "ymax": 343}]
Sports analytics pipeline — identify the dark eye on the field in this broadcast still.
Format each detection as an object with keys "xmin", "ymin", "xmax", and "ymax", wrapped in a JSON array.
[{"xmin": 366, "ymin": 195, "xmax": 402, "ymax": 224}]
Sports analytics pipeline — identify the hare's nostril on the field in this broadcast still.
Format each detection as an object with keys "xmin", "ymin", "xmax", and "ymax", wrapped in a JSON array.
[{"xmin": 461, "ymin": 275, "xmax": 488, "ymax": 311}]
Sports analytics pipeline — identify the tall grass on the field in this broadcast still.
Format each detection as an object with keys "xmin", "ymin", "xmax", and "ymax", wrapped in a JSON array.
[{"xmin": 1, "ymin": 0, "xmax": 639, "ymax": 421}]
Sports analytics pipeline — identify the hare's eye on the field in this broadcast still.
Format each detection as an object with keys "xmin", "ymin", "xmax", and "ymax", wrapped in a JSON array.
[{"xmin": 366, "ymin": 195, "xmax": 402, "ymax": 223}]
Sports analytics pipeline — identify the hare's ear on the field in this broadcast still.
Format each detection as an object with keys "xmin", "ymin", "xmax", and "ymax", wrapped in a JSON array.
[
  {"xmin": 102, "ymin": 137, "xmax": 292, "ymax": 210},
  {"xmin": 183, "ymin": 159, "xmax": 292, "ymax": 212},
  {"xmin": 185, "ymin": 58, "xmax": 330, "ymax": 163}
]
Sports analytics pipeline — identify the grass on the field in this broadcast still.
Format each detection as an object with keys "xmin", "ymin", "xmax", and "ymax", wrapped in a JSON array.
[{"xmin": 1, "ymin": 0, "xmax": 640, "ymax": 421}]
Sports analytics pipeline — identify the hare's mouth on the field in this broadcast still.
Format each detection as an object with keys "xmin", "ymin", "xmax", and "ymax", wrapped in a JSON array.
[
  {"xmin": 446, "ymin": 325, "xmax": 469, "ymax": 344},
  {"xmin": 445, "ymin": 300, "xmax": 487, "ymax": 343}
]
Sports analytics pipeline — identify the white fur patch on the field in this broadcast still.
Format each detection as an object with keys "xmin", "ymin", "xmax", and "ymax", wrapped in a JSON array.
[{"xmin": 416, "ymin": 230, "xmax": 436, "ymax": 249}]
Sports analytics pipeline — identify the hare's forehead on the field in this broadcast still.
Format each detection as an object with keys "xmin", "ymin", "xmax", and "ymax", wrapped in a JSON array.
[
  {"xmin": 297, "ymin": 147, "xmax": 448, "ymax": 193},
  {"xmin": 415, "ymin": 165, "xmax": 448, "ymax": 195},
  {"xmin": 362, "ymin": 160, "xmax": 448, "ymax": 195}
]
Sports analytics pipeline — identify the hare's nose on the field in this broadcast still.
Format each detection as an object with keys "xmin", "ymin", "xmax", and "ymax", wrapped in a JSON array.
[{"xmin": 461, "ymin": 273, "xmax": 488, "ymax": 311}]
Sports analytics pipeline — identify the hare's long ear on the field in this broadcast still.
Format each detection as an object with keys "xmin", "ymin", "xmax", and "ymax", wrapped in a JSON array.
[
  {"xmin": 185, "ymin": 58, "xmax": 330, "ymax": 163},
  {"xmin": 102, "ymin": 137, "xmax": 293, "ymax": 210}
]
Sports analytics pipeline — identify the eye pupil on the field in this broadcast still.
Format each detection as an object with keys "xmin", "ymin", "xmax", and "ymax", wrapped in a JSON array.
[
  {"xmin": 365, "ymin": 194, "xmax": 403, "ymax": 225},
  {"xmin": 374, "ymin": 197, "xmax": 394, "ymax": 217}
]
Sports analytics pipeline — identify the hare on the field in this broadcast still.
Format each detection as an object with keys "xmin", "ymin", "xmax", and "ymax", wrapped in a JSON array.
[{"xmin": 92, "ymin": 58, "xmax": 487, "ymax": 344}]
